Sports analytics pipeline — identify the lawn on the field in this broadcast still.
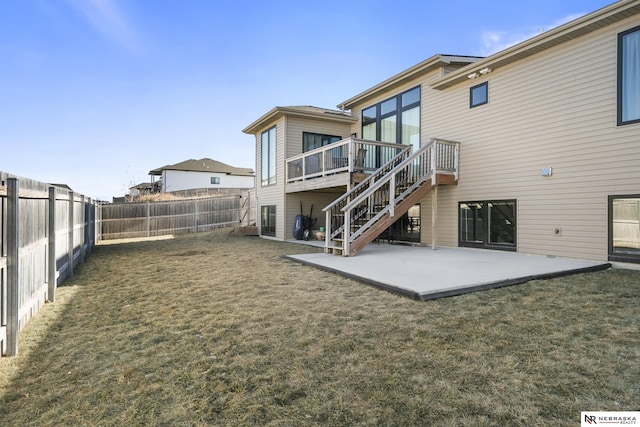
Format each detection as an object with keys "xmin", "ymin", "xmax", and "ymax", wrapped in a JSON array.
[{"xmin": 1, "ymin": 228, "xmax": 639, "ymax": 426}]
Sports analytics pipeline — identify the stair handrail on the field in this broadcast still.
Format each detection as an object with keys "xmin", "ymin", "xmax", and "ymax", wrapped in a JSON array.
[
  {"xmin": 342, "ymin": 138, "xmax": 458, "ymax": 255},
  {"xmin": 322, "ymin": 145, "xmax": 411, "ymax": 249},
  {"xmin": 341, "ymin": 139, "xmax": 436, "ymax": 213},
  {"xmin": 322, "ymin": 144, "xmax": 412, "ymax": 213}
]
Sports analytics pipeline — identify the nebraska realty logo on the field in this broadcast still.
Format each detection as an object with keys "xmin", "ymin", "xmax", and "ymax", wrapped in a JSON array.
[{"xmin": 582, "ymin": 412, "xmax": 640, "ymax": 426}]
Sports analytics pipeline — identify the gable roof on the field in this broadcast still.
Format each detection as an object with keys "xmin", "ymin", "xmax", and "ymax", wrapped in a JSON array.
[
  {"xmin": 149, "ymin": 158, "xmax": 255, "ymax": 176},
  {"xmin": 431, "ymin": 0, "xmax": 640, "ymax": 90},
  {"xmin": 242, "ymin": 105, "xmax": 356, "ymax": 135},
  {"xmin": 337, "ymin": 54, "xmax": 483, "ymax": 110}
]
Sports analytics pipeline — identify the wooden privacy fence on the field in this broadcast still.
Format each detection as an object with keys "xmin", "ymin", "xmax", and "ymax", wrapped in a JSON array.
[
  {"xmin": 0, "ymin": 173, "xmax": 100, "ymax": 357},
  {"xmin": 100, "ymin": 191, "xmax": 255, "ymax": 240}
]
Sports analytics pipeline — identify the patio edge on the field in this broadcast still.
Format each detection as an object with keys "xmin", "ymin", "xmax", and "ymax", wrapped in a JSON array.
[{"xmin": 283, "ymin": 254, "xmax": 612, "ymax": 301}]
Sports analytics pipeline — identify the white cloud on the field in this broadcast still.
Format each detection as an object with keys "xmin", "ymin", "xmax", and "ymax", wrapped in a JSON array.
[
  {"xmin": 65, "ymin": 0, "xmax": 142, "ymax": 54},
  {"xmin": 478, "ymin": 12, "xmax": 587, "ymax": 56}
]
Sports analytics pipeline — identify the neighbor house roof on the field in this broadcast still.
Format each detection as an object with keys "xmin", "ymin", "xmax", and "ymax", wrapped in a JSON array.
[
  {"xmin": 337, "ymin": 55, "xmax": 483, "ymax": 110},
  {"xmin": 130, "ymin": 181, "xmax": 161, "ymax": 191},
  {"xmin": 431, "ymin": 0, "xmax": 640, "ymax": 90},
  {"xmin": 242, "ymin": 105, "xmax": 357, "ymax": 135},
  {"xmin": 149, "ymin": 158, "xmax": 255, "ymax": 176}
]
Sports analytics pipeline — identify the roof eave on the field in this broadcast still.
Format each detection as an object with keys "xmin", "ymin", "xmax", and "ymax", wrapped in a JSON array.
[
  {"xmin": 337, "ymin": 54, "xmax": 483, "ymax": 110},
  {"xmin": 242, "ymin": 106, "xmax": 356, "ymax": 135},
  {"xmin": 431, "ymin": 0, "xmax": 640, "ymax": 90}
]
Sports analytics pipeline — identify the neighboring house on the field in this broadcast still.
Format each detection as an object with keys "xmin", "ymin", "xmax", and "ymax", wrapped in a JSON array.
[
  {"xmin": 243, "ymin": 0, "xmax": 640, "ymax": 264},
  {"xmin": 129, "ymin": 181, "xmax": 162, "ymax": 197},
  {"xmin": 149, "ymin": 158, "xmax": 255, "ymax": 193}
]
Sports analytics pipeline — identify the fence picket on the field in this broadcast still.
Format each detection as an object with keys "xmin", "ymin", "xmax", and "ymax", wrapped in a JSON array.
[
  {"xmin": 0, "ymin": 172, "xmax": 99, "ymax": 357},
  {"xmin": 100, "ymin": 191, "xmax": 256, "ymax": 240}
]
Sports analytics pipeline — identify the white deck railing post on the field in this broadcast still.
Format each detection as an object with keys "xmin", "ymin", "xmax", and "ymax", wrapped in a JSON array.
[
  {"xmin": 431, "ymin": 142, "xmax": 437, "ymax": 186},
  {"xmin": 454, "ymin": 142, "xmax": 460, "ymax": 181},
  {"xmin": 389, "ymin": 173, "xmax": 396, "ymax": 218},
  {"xmin": 344, "ymin": 210, "xmax": 351, "ymax": 256},
  {"xmin": 324, "ymin": 210, "xmax": 332, "ymax": 253}
]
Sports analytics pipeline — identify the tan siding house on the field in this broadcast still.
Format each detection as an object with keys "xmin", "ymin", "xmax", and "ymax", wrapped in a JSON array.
[
  {"xmin": 244, "ymin": 0, "xmax": 640, "ymax": 264},
  {"xmin": 243, "ymin": 107, "xmax": 356, "ymax": 240}
]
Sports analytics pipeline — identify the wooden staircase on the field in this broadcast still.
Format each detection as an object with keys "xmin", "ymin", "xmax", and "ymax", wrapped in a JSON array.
[{"xmin": 323, "ymin": 139, "xmax": 459, "ymax": 256}]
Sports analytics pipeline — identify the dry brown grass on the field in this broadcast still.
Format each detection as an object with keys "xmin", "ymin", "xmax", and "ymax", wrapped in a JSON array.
[{"xmin": 1, "ymin": 228, "xmax": 639, "ymax": 426}]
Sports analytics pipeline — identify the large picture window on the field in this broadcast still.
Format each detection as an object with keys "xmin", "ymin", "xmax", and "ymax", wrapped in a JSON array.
[
  {"xmin": 609, "ymin": 195, "xmax": 640, "ymax": 263},
  {"xmin": 261, "ymin": 127, "xmax": 276, "ymax": 186},
  {"xmin": 361, "ymin": 86, "xmax": 420, "ymax": 150},
  {"xmin": 303, "ymin": 132, "xmax": 341, "ymax": 152},
  {"xmin": 261, "ymin": 205, "xmax": 276, "ymax": 236},
  {"xmin": 459, "ymin": 200, "xmax": 516, "ymax": 251},
  {"xmin": 618, "ymin": 26, "xmax": 640, "ymax": 125}
]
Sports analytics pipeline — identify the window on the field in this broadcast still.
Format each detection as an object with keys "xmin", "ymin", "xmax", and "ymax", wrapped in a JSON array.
[
  {"xmin": 459, "ymin": 200, "xmax": 516, "ymax": 251},
  {"xmin": 361, "ymin": 86, "xmax": 420, "ymax": 149},
  {"xmin": 302, "ymin": 132, "xmax": 341, "ymax": 152},
  {"xmin": 210, "ymin": 177, "xmax": 220, "ymax": 185},
  {"xmin": 618, "ymin": 26, "xmax": 640, "ymax": 125},
  {"xmin": 261, "ymin": 126, "xmax": 276, "ymax": 186},
  {"xmin": 261, "ymin": 205, "xmax": 276, "ymax": 236},
  {"xmin": 609, "ymin": 195, "xmax": 640, "ymax": 263},
  {"xmin": 470, "ymin": 82, "xmax": 488, "ymax": 108}
]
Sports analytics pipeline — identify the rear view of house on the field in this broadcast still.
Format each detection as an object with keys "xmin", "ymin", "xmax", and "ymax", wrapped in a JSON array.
[{"xmin": 244, "ymin": 0, "xmax": 640, "ymax": 264}]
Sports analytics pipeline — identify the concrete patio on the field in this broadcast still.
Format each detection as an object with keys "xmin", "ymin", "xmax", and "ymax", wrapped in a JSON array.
[{"xmin": 284, "ymin": 242, "xmax": 611, "ymax": 300}]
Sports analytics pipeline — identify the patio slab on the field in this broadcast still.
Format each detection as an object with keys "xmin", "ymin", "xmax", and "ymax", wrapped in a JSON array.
[{"xmin": 284, "ymin": 243, "xmax": 611, "ymax": 300}]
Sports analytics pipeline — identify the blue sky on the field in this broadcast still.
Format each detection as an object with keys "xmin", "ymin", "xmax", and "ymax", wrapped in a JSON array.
[{"xmin": 0, "ymin": 0, "xmax": 614, "ymax": 201}]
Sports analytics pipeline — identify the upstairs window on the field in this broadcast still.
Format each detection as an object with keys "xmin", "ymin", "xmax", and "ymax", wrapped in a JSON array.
[
  {"xmin": 303, "ymin": 132, "xmax": 341, "ymax": 152},
  {"xmin": 470, "ymin": 82, "xmax": 488, "ymax": 108},
  {"xmin": 361, "ymin": 86, "xmax": 420, "ymax": 148},
  {"xmin": 210, "ymin": 177, "xmax": 220, "ymax": 185},
  {"xmin": 261, "ymin": 126, "xmax": 276, "ymax": 186},
  {"xmin": 618, "ymin": 26, "xmax": 640, "ymax": 125}
]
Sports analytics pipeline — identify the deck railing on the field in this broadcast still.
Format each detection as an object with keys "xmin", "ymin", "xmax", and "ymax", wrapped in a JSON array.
[
  {"xmin": 286, "ymin": 138, "xmax": 404, "ymax": 183},
  {"xmin": 323, "ymin": 139, "xmax": 459, "ymax": 255}
]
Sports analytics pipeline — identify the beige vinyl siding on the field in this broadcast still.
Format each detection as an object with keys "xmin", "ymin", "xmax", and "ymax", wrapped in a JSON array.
[
  {"xmin": 255, "ymin": 119, "xmax": 286, "ymax": 239},
  {"xmin": 284, "ymin": 192, "xmax": 342, "ymax": 240},
  {"xmin": 282, "ymin": 117, "xmax": 352, "ymax": 239},
  {"xmin": 423, "ymin": 15, "xmax": 640, "ymax": 261},
  {"xmin": 285, "ymin": 117, "xmax": 352, "ymax": 158}
]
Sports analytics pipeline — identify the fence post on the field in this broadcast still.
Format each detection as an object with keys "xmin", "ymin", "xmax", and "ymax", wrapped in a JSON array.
[
  {"xmin": 146, "ymin": 201, "xmax": 151, "ymax": 237},
  {"xmin": 68, "ymin": 191, "xmax": 74, "ymax": 278},
  {"xmin": 194, "ymin": 200, "xmax": 199, "ymax": 232},
  {"xmin": 48, "ymin": 186, "xmax": 56, "ymax": 302},
  {"xmin": 6, "ymin": 178, "xmax": 19, "ymax": 356},
  {"xmin": 79, "ymin": 195, "xmax": 85, "ymax": 264}
]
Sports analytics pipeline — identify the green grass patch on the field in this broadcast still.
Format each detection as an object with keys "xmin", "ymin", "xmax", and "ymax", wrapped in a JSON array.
[{"xmin": 1, "ymin": 228, "xmax": 639, "ymax": 426}]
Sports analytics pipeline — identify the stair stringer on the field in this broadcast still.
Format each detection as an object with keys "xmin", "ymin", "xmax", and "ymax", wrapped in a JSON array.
[{"xmin": 347, "ymin": 174, "xmax": 455, "ymax": 256}]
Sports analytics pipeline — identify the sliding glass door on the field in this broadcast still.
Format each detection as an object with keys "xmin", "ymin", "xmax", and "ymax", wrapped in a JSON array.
[
  {"xmin": 459, "ymin": 200, "xmax": 516, "ymax": 251},
  {"xmin": 609, "ymin": 195, "xmax": 640, "ymax": 263}
]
